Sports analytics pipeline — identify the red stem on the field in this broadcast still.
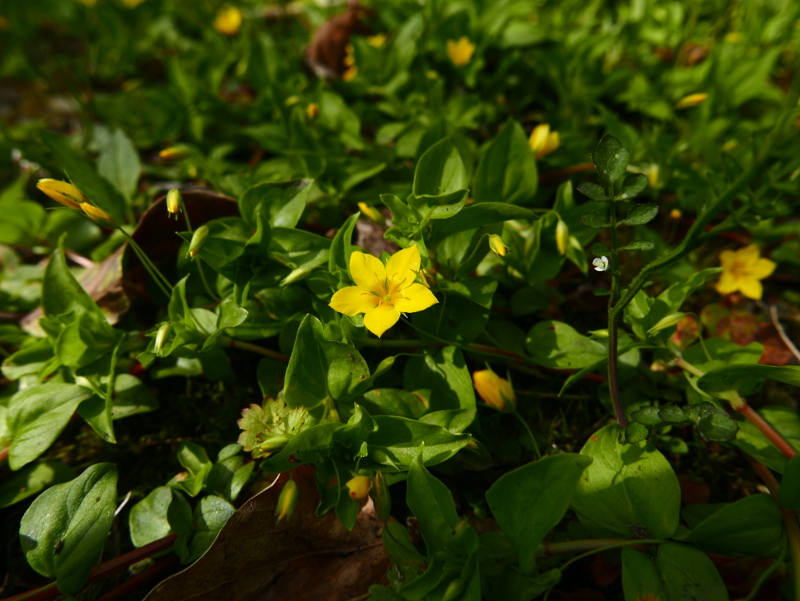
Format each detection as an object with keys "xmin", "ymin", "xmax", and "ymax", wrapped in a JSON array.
[
  {"xmin": 736, "ymin": 404, "xmax": 797, "ymax": 459},
  {"xmin": 96, "ymin": 555, "xmax": 180, "ymax": 601}
]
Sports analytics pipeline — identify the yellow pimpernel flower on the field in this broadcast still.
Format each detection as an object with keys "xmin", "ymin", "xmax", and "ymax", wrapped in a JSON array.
[
  {"xmin": 357, "ymin": 202, "xmax": 384, "ymax": 225},
  {"xmin": 716, "ymin": 244, "xmax": 776, "ymax": 300},
  {"xmin": 346, "ymin": 475, "xmax": 372, "ymax": 500},
  {"xmin": 528, "ymin": 124, "xmax": 560, "ymax": 158},
  {"xmin": 472, "ymin": 369, "xmax": 515, "ymax": 412},
  {"xmin": 367, "ymin": 34, "xmax": 386, "ymax": 48},
  {"xmin": 37, "ymin": 179, "xmax": 87, "ymax": 210},
  {"xmin": 675, "ymin": 93, "xmax": 708, "ymax": 109},
  {"xmin": 329, "ymin": 245, "xmax": 438, "ymax": 338},
  {"xmin": 447, "ymin": 37, "xmax": 475, "ymax": 67},
  {"xmin": 214, "ymin": 5, "xmax": 242, "ymax": 36}
]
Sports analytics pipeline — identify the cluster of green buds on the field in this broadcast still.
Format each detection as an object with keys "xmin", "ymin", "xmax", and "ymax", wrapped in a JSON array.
[{"xmin": 37, "ymin": 179, "xmax": 116, "ymax": 228}]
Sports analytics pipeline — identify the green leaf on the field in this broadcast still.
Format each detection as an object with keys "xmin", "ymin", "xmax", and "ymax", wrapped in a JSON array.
[
  {"xmin": 407, "ymin": 453, "xmax": 459, "ymax": 555},
  {"xmin": 578, "ymin": 210, "xmax": 610, "ymax": 229},
  {"xmin": 624, "ymin": 422, "xmax": 649, "ymax": 443},
  {"xmin": 732, "ymin": 406, "xmax": 800, "ymax": 474},
  {"xmin": 697, "ymin": 411, "xmax": 739, "ymax": 441},
  {"xmin": 239, "ymin": 179, "xmax": 313, "ymax": 229},
  {"xmin": 615, "ymin": 173, "xmax": 648, "ymax": 201},
  {"xmin": 589, "ymin": 242, "xmax": 608, "ymax": 257},
  {"xmin": 473, "ymin": 119, "xmax": 538, "ymax": 205},
  {"xmin": 698, "ymin": 364, "xmax": 800, "ymax": 397},
  {"xmin": 173, "ymin": 441, "xmax": 213, "ymax": 497},
  {"xmin": 572, "ymin": 424, "xmax": 681, "ymax": 539},
  {"xmin": 43, "ymin": 241, "xmax": 105, "ymax": 320},
  {"xmin": 526, "ymin": 321, "xmax": 606, "ymax": 369},
  {"xmin": 591, "ymin": 135, "xmax": 631, "ymax": 185},
  {"xmin": 577, "ymin": 182, "xmax": 609, "ymax": 201},
  {"xmin": 780, "ymin": 454, "xmax": 800, "ymax": 510},
  {"xmin": 413, "ymin": 138, "xmax": 468, "ymax": 197},
  {"xmin": 621, "ymin": 547, "xmax": 668, "ymax": 601},
  {"xmin": 631, "ymin": 406, "xmax": 661, "ymax": 427},
  {"xmin": 0, "ymin": 461, "xmax": 75, "ymax": 508},
  {"xmin": 7, "ymin": 382, "xmax": 93, "ymax": 471},
  {"xmin": 620, "ymin": 240, "xmax": 655, "ymax": 251},
  {"xmin": 438, "ymin": 277, "xmax": 498, "ymax": 309},
  {"xmin": 185, "ymin": 495, "xmax": 236, "ymax": 562},
  {"xmin": 328, "ymin": 212, "xmax": 359, "ymax": 277},
  {"xmin": 408, "ymin": 189, "xmax": 468, "ymax": 222},
  {"xmin": 658, "ymin": 404, "xmax": 687, "ymax": 425},
  {"xmin": 675, "ymin": 494, "xmax": 782, "ymax": 558},
  {"xmin": 359, "ymin": 389, "xmax": 427, "ymax": 419},
  {"xmin": 656, "ymin": 543, "xmax": 729, "ymax": 601},
  {"xmin": 207, "ymin": 456, "xmax": 254, "ymax": 503},
  {"xmin": 620, "ymin": 204, "xmax": 658, "ymax": 226},
  {"xmin": 486, "ymin": 454, "xmax": 592, "ymax": 572},
  {"xmin": 367, "ymin": 416, "xmax": 471, "ymax": 470},
  {"xmin": 20, "ymin": 464, "xmax": 118, "ymax": 594},
  {"xmin": 431, "ymin": 203, "xmax": 540, "ymax": 240},
  {"xmin": 41, "ymin": 131, "xmax": 126, "ymax": 224},
  {"xmin": 129, "ymin": 486, "xmax": 182, "ymax": 548},
  {"xmin": 96, "ymin": 128, "xmax": 141, "ymax": 200}
]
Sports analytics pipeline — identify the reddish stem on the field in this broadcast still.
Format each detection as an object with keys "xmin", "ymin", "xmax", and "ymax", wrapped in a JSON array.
[
  {"xmin": 736, "ymin": 404, "xmax": 797, "ymax": 459},
  {"xmin": 0, "ymin": 447, "xmax": 8, "ymax": 464},
  {"xmin": 96, "ymin": 555, "xmax": 180, "ymax": 601},
  {"xmin": 539, "ymin": 162, "xmax": 596, "ymax": 184}
]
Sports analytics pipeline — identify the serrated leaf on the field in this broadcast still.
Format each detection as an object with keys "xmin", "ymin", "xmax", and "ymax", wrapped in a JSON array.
[
  {"xmin": 620, "ymin": 240, "xmax": 655, "ymax": 251},
  {"xmin": 237, "ymin": 397, "xmax": 312, "ymax": 458},
  {"xmin": 579, "ymin": 211, "xmax": 610, "ymax": 229},
  {"xmin": 615, "ymin": 173, "xmax": 648, "ymax": 201},
  {"xmin": 591, "ymin": 135, "xmax": 631, "ymax": 185},
  {"xmin": 621, "ymin": 204, "xmax": 658, "ymax": 226},
  {"xmin": 577, "ymin": 181, "xmax": 609, "ymax": 201}
]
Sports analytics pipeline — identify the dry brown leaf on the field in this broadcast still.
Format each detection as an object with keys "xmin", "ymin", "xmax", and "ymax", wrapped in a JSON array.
[
  {"xmin": 305, "ymin": 0, "xmax": 372, "ymax": 78},
  {"xmin": 144, "ymin": 466, "xmax": 390, "ymax": 601}
]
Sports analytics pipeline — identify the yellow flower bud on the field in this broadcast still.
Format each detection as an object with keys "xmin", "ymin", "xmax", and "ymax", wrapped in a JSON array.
[
  {"xmin": 489, "ymin": 234, "xmax": 510, "ymax": 258},
  {"xmin": 367, "ymin": 34, "xmax": 386, "ymax": 48},
  {"xmin": 357, "ymin": 202, "xmax": 385, "ymax": 225},
  {"xmin": 188, "ymin": 225, "xmax": 209, "ymax": 258},
  {"xmin": 159, "ymin": 146, "xmax": 189, "ymax": 160},
  {"xmin": 670, "ymin": 208, "xmax": 682, "ymax": 220},
  {"xmin": 446, "ymin": 37, "xmax": 476, "ymax": 67},
  {"xmin": 155, "ymin": 323, "xmax": 171, "ymax": 355},
  {"xmin": 675, "ymin": 93, "xmax": 708, "ymax": 109},
  {"xmin": 346, "ymin": 475, "xmax": 372, "ymax": 501},
  {"xmin": 166, "ymin": 189, "xmax": 182, "ymax": 219},
  {"xmin": 37, "ymin": 179, "xmax": 86, "ymax": 210},
  {"xmin": 528, "ymin": 124, "xmax": 560, "ymax": 158},
  {"xmin": 214, "ymin": 5, "xmax": 242, "ymax": 36},
  {"xmin": 646, "ymin": 164, "xmax": 659, "ymax": 189},
  {"xmin": 80, "ymin": 203, "xmax": 115, "ymax": 228},
  {"xmin": 306, "ymin": 103, "xmax": 319, "ymax": 119},
  {"xmin": 472, "ymin": 369, "xmax": 515, "ymax": 412},
  {"xmin": 556, "ymin": 220, "xmax": 569, "ymax": 255},
  {"xmin": 275, "ymin": 479, "xmax": 298, "ymax": 521}
]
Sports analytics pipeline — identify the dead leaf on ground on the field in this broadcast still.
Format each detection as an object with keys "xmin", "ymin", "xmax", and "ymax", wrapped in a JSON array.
[
  {"xmin": 305, "ymin": 0, "xmax": 372, "ymax": 78},
  {"xmin": 144, "ymin": 466, "xmax": 390, "ymax": 601}
]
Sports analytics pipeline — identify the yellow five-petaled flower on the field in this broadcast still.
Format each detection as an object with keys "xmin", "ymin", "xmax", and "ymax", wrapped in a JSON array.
[
  {"xmin": 330, "ymin": 245, "xmax": 438, "ymax": 338},
  {"xmin": 447, "ymin": 37, "xmax": 476, "ymax": 67},
  {"xmin": 716, "ymin": 244, "xmax": 776, "ymax": 300}
]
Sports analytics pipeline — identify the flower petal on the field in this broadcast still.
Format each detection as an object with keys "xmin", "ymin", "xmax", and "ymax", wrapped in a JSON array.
[
  {"xmin": 715, "ymin": 272, "xmax": 740, "ymax": 294},
  {"xmin": 739, "ymin": 278, "xmax": 763, "ymax": 300},
  {"xmin": 719, "ymin": 249, "xmax": 737, "ymax": 269},
  {"xmin": 737, "ymin": 244, "xmax": 760, "ymax": 265},
  {"xmin": 330, "ymin": 286, "xmax": 379, "ymax": 316},
  {"xmin": 748, "ymin": 258, "xmax": 776, "ymax": 279},
  {"xmin": 363, "ymin": 304, "xmax": 400, "ymax": 338},
  {"xmin": 385, "ymin": 245, "xmax": 420, "ymax": 292},
  {"xmin": 393, "ymin": 283, "xmax": 439, "ymax": 313},
  {"xmin": 349, "ymin": 252, "xmax": 386, "ymax": 293}
]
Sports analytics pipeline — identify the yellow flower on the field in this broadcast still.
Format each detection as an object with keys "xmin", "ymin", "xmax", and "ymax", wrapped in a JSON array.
[
  {"xmin": 346, "ymin": 475, "xmax": 372, "ymax": 500},
  {"xmin": 670, "ymin": 208, "xmax": 682, "ymax": 220},
  {"xmin": 473, "ymin": 369, "xmax": 515, "ymax": 412},
  {"xmin": 166, "ymin": 189, "xmax": 182, "ymax": 218},
  {"xmin": 357, "ymin": 202, "xmax": 384, "ymax": 225},
  {"xmin": 329, "ymin": 245, "xmax": 438, "ymax": 338},
  {"xmin": 725, "ymin": 32, "xmax": 742, "ymax": 43},
  {"xmin": 306, "ymin": 103, "xmax": 319, "ymax": 119},
  {"xmin": 528, "ymin": 124, "xmax": 560, "ymax": 158},
  {"xmin": 645, "ymin": 164, "xmax": 659, "ymax": 189},
  {"xmin": 37, "ymin": 179, "xmax": 87, "ymax": 210},
  {"xmin": 367, "ymin": 34, "xmax": 386, "ymax": 48},
  {"xmin": 447, "ymin": 37, "xmax": 475, "ymax": 67},
  {"xmin": 214, "ymin": 5, "xmax": 242, "ymax": 36},
  {"xmin": 675, "ymin": 93, "xmax": 708, "ymax": 109},
  {"xmin": 716, "ymin": 244, "xmax": 776, "ymax": 300},
  {"xmin": 80, "ymin": 203, "xmax": 115, "ymax": 228},
  {"xmin": 343, "ymin": 66, "xmax": 358, "ymax": 81}
]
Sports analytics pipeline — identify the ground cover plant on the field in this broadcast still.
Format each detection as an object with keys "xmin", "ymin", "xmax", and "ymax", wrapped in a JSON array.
[{"xmin": 1, "ymin": 0, "xmax": 800, "ymax": 599}]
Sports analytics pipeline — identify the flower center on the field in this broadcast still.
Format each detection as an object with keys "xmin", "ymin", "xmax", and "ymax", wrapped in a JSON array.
[{"xmin": 383, "ymin": 295, "xmax": 393, "ymax": 303}]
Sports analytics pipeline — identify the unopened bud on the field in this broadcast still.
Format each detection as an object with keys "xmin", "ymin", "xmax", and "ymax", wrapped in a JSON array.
[
  {"xmin": 670, "ymin": 208, "xmax": 682, "ymax": 220},
  {"xmin": 647, "ymin": 312, "xmax": 686, "ymax": 336},
  {"xmin": 646, "ymin": 164, "xmax": 659, "ymax": 189},
  {"xmin": 306, "ymin": 103, "xmax": 319, "ymax": 119},
  {"xmin": 357, "ymin": 202, "xmax": 385, "ymax": 225},
  {"xmin": 155, "ymin": 323, "xmax": 171, "ymax": 355},
  {"xmin": 80, "ymin": 203, "xmax": 115, "ymax": 228},
  {"xmin": 371, "ymin": 471, "xmax": 391, "ymax": 520},
  {"xmin": 488, "ymin": 234, "xmax": 510, "ymax": 258},
  {"xmin": 529, "ymin": 124, "xmax": 560, "ymax": 158},
  {"xmin": 346, "ymin": 475, "xmax": 372, "ymax": 501},
  {"xmin": 159, "ymin": 146, "xmax": 189, "ymax": 160},
  {"xmin": 472, "ymin": 369, "xmax": 515, "ymax": 412},
  {"xmin": 188, "ymin": 225, "xmax": 209, "ymax": 258},
  {"xmin": 37, "ymin": 179, "xmax": 86, "ymax": 210},
  {"xmin": 675, "ymin": 93, "xmax": 708, "ymax": 109},
  {"xmin": 166, "ymin": 189, "xmax": 182, "ymax": 218},
  {"xmin": 443, "ymin": 579, "xmax": 465, "ymax": 601},
  {"xmin": 556, "ymin": 220, "xmax": 568, "ymax": 255},
  {"xmin": 258, "ymin": 433, "xmax": 293, "ymax": 452},
  {"xmin": 275, "ymin": 479, "xmax": 298, "ymax": 521},
  {"xmin": 214, "ymin": 5, "xmax": 242, "ymax": 36}
]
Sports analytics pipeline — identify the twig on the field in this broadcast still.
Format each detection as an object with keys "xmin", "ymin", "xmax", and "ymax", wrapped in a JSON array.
[{"xmin": 770, "ymin": 306, "xmax": 800, "ymax": 364}]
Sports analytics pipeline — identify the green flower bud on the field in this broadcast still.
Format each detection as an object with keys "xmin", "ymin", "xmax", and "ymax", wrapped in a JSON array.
[
  {"xmin": 442, "ymin": 578, "xmax": 465, "ymax": 601},
  {"xmin": 188, "ymin": 225, "xmax": 209, "ymax": 259},
  {"xmin": 488, "ymin": 234, "xmax": 510, "ymax": 258},
  {"xmin": 155, "ymin": 323, "xmax": 171, "ymax": 356},
  {"xmin": 258, "ymin": 433, "xmax": 293, "ymax": 452}
]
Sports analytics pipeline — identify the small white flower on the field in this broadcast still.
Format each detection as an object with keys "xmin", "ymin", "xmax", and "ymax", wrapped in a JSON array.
[{"xmin": 593, "ymin": 256, "xmax": 609, "ymax": 272}]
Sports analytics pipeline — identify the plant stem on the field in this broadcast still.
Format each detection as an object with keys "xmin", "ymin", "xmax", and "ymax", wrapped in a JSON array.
[
  {"xmin": 357, "ymin": 338, "xmax": 437, "ymax": 348},
  {"xmin": 535, "ymin": 538, "xmax": 655, "ymax": 557},
  {"xmin": 182, "ymin": 204, "xmax": 219, "ymax": 301},
  {"xmin": 512, "ymin": 407, "xmax": 542, "ymax": 460},
  {"xmin": 607, "ymin": 199, "xmax": 627, "ymax": 428},
  {"xmin": 119, "ymin": 229, "xmax": 173, "ymax": 298},
  {"xmin": 218, "ymin": 336, "xmax": 289, "ymax": 363}
]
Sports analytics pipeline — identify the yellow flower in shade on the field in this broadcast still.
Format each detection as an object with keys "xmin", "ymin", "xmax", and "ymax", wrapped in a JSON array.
[
  {"xmin": 675, "ymin": 93, "xmax": 708, "ymax": 109},
  {"xmin": 329, "ymin": 245, "xmax": 438, "ymax": 338},
  {"xmin": 367, "ymin": 34, "xmax": 386, "ymax": 48},
  {"xmin": 447, "ymin": 37, "xmax": 475, "ymax": 67},
  {"xmin": 37, "ymin": 179, "xmax": 87, "ymax": 210},
  {"xmin": 80, "ymin": 203, "xmax": 115, "ymax": 228},
  {"xmin": 716, "ymin": 244, "xmax": 776, "ymax": 300},
  {"xmin": 346, "ymin": 475, "xmax": 372, "ymax": 500},
  {"xmin": 528, "ymin": 124, "xmax": 560, "ymax": 158},
  {"xmin": 473, "ymin": 369, "xmax": 515, "ymax": 412},
  {"xmin": 214, "ymin": 5, "xmax": 242, "ymax": 36}
]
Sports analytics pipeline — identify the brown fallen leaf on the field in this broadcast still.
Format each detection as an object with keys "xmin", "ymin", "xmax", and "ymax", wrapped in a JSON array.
[
  {"xmin": 144, "ymin": 466, "xmax": 390, "ymax": 601},
  {"xmin": 305, "ymin": 0, "xmax": 372, "ymax": 78}
]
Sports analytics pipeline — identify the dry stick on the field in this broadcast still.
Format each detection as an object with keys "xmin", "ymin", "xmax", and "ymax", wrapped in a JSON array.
[
  {"xmin": 745, "ymin": 455, "xmax": 800, "ymax": 601},
  {"xmin": 770, "ymin": 306, "xmax": 800, "ymax": 364},
  {"xmin": 4, "ymin": 534, "xmax": 178, "ymax": 601}
]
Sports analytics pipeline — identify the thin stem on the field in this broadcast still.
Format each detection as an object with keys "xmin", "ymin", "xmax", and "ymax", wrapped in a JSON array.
[
  {"xmin": 181, "ymin": 203, "xmax": 219, "ymax": 301},
  {"xmin": 119, "ymin": 229, "xmax": 173, "ymax": 298},
  {"xmin": 512, "ymin": 408, "xmax": 542, "ymax": 460},
  {"xmin": 535, "ymin": 538, "xmax": 654, "ymax": 558},
  {"xmin": 218, "ymin": 336, "xmax": 289, "ymax": 363},
  {"xmin": 357, "ymin": 338, "xmax": 436, "ymax": 348},
  {"xmin": 607, "ymin": 200, "xmax": 627, "ymax": 428}
]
